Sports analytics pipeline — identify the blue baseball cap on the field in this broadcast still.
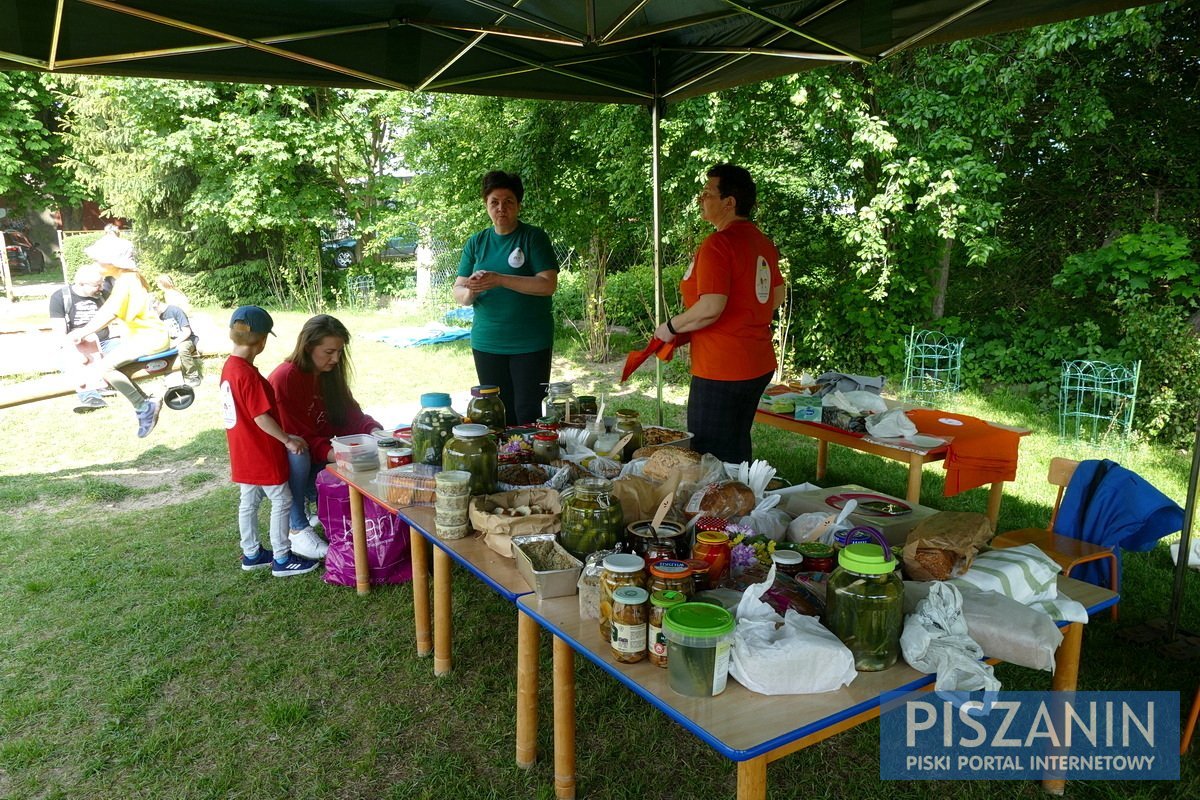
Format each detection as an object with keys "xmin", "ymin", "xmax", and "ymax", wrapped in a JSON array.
[{"xmin": 229, "ymin": 305, "xmax": 276, "ymax": 336}]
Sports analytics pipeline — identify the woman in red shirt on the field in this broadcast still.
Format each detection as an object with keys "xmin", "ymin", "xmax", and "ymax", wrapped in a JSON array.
[
  {"xmin": 269, "ymin": 315, "xmax": 382, "ymax": 558},
  {"xmin": 654, "ymin": 164, "xmax": 785, "ymax": 463}
]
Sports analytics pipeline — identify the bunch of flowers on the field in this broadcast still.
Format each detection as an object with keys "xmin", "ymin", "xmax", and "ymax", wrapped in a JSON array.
[{"xmin": 728, "ymin": 523, "xmax": 775, "ymax": 567}]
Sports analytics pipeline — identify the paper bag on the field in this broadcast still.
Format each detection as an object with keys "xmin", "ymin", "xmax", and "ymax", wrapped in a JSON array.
[
  {"xmin": 469, "ymin": 489, "xmax": 562, "ymax": 557},
  {"xmin": 901, "ymin": 511, "xmax": 993, "ymax": 581}
]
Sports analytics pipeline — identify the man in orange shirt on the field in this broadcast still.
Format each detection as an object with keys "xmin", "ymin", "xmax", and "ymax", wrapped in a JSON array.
[{"xmin": 655, "ymin": 164, "xmax": 785, "ymax": 462}]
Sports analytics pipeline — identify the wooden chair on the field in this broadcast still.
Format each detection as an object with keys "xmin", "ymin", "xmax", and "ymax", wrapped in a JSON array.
[
  {"xmin": 1183, "ymin": 685, "xmax": 1199, "ymax": 755},
  {"xmin": 990, "ymin": 457, "xmax": 1120, "ymax": 620}
]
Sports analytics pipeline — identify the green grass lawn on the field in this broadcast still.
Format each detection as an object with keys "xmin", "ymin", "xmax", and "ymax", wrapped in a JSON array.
[{"xmin": 1, "ymin": 303, "xmax": 1197, "ymax": 799}]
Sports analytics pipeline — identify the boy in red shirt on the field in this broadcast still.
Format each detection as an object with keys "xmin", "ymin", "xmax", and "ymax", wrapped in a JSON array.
[{"xmin": 220, "ymin": 306, "xmax": 318, "ymax": 577}]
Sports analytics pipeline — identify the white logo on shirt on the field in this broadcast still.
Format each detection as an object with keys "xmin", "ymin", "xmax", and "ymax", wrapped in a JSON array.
[
  {"xmin": 220, "ymin": 380, "xmax": 237, "ymax": 429},
  {"xmin": 683, "ymin": 255, "xmax": 695, "ymax": 281},
  {"xmin": 508, "ymin": 247, "xmax": 525, "ymax": 269},
  {"xmin": 755, "ymin": 255, "xmax": 771, "ymax": 303}
]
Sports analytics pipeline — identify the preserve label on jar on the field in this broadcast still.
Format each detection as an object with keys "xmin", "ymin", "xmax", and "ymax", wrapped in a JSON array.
[{"xmin": 611, "ymin": 621, "xmax": 648, "ymax": 654}]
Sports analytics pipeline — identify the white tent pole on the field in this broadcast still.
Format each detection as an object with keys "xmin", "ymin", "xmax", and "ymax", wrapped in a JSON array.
[
  {"xmin": 1166, "ymin": 404, "xmax": 1199, "ymax": 640},
  {"xmin": 651, "ymin": 89, "xmax": 665, "ymax": 425}
]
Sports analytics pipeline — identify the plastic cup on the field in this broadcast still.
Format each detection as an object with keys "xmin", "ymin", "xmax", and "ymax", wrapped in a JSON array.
[
  {"xmin": 436, "ymin": 522, "xmax": 470, "ymax": 540},
  {"xmin": 435, "ymin": 470, "xmax": 472, "ymax": 498}
]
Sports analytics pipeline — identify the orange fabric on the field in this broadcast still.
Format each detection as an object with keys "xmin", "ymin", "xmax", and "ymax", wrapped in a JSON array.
[
  {"xmin": 680, "ymin": 220, "xmax": 782, "ymax": 381},
  {"xmin": 906, "ymin": 409, "xmax": 1020, "ymax": 496}
]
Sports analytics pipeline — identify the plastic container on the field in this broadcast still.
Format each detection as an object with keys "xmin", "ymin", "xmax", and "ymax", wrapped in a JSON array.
[
  {"xmin": 641, "ymin": 426, "xmax": 696, "ymax": 449},
  {"xmin": 466, "ymin": 384, "xmax": 506, "ymax": 434},
  {"xmin": 442, "ymin": 423, "xmax": 498, "ymax": 496},
  {"xmin": 375, "ymin": 465, "xmax": 437, "ymax": 506},
  {"xmin": 412, "ymin": 392, "xmax": 463, "ymax": 466},
  {"xmin": 560, "ymin": 477, "xmax": 624, "ymax": 561},
  {"xmin": 610, "ymin": 585, "xmax": 649, "ymax": 663},
  {"xmin": 662, "ymin": 602, "xmax": 736, "ymax": 697},
  {"xmin": 822, "ymin": 531, "xmax": 904, "ymax": 672},
  {"xmin": 648, "ymin": 589, "xmax": 687, "ymax": 668},
  {"xmin": 331, "ymin": 434, "xmax": 379, "ymax": 472},
  {"xmin": 512, "ymin": 533, "xmax": 583, "ymax": 599}
]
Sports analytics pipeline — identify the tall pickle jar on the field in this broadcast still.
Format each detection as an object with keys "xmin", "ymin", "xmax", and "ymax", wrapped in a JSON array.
[
  {"xmin": 560, "ymin": 477, "xmax": 624, "ymax": 561},
  {"xmin": 531, "ymin": 432, "xmax": 560, "ymax": 464},
  {"xmin": 599, "ymin": 553, "xmax": 646, "ymax": 642},
  {"xmin": 465, "ymin": 384, "xmax": 506, "ymax": 435},
  {"xmin": 441, "ymin": 423, "xmax": 498, "ymax": 496},
  {"xmin": 648, "ymin": 589, "xmax": 686, "ymax": 668},
  {"xmin": 412, "ymin": 392, "xmax": 463, "ymax": 467},
  {"xmin": 576, "ymin": 395, "xmax": 598, "ymax": 418},
  {"xmin": 609, "ymin": 585, "xmax": 649, "ymax": 664},
  {"xmin": 543, "ymin": 381, "xmax": 576, "ymax": 424},
  {"xmin": 613, "ymin": 408, "xmax": 644, "ymax": 462},
  {"xmin": 822, "ymin": 532, "xmax": 904, "ymax": 672},
  {"xmin": 647, "ymin": 559, "xmax": 693, "ymax": 597}
]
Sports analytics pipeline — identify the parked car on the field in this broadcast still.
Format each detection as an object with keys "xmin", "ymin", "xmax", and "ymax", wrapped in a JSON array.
[
  {"xmin": 321, "ymin": 229, "xmax": 419, "ymax": 269},
  {"xmin": 2, "ymin": 230, "xmax": 46, "ymax": 274}
]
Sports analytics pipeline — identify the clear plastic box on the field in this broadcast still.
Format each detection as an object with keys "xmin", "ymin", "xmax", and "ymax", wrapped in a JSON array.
[
  {"xmin": 331, "ymin": 434, "xmax": 379, "ymax": 472},
  {"xmin": 374, "ymin": 466, "xmax": 438, "ymax": 507}
]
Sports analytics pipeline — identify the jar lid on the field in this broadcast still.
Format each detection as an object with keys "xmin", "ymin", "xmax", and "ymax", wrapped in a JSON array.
[
  {"xmin": 649, "ymin": 559, "xmax": 691, "ymax": 579},
  {"xmin": 420, "ymin": 392, "xmax": 452, "ymax": 408},
  {"xmin": 615, "ymin": 408, "xmax": 639, "ymax": 418},
  {"xmin": 837, "ymin": 542, "xmax": 897, "ymax": 575},
  {"xmin": 602, "ymin": 553, "xmax": 646, "ymax": 573},
  {"xmin": 452, "ymin": 423, "xmax": 490, "ymax": 438},
  {"xmin": 546, "ymin": 381, "xmax": 573, "ymax": 393},
  {"xmin": 797, "ymin": 542, "xmax": 835, "ymax": 558},
  {"xmin": 650, "ymin": 589, "xmax": 687, "ymax": 608},
  {"xmin": 376, "ymin": 438, "xmax": 398, "ymax": 448},
  {"xmin": 576, "ymin": 476, "xmax": 613, "ymax": 493},
  {"xmin": 471, "ymin": 384, "xmax": 500, "ymax": 396},
  {"xmin": 613, "ymin": 586, "xmax": 649, "ymax": 605},
  {"xmin": 577, "ymin": 395, "xmax": 596, "ymax": 402},
  {"xmin": 662, "ymin": 602, "xmax": 735, "ymax": 638},
  {"xmin": 532, "ymin": 432, "xmax": 559, "ymax": 441},
  {"xmin": 696, "ymin": 530, "xmax": 730, "ymax": 545},
  {"xmin": 696, "ymin": 516, "xmax": 728, "ymax": 532},
  {"xmin": 771, "ymin": 550, "xmax": 804, "ymax": 567}
]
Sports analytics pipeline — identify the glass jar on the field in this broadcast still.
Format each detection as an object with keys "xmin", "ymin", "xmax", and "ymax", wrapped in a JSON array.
[
  {"xmin": 823, "ymin": 539, "xmax": 904, "ymax": 672},
  {"xmin": 647, "ymin": 559, "xmax": 693, "ymax": 597},
  {"xmin": 692, "ymin": 530, "xmax": 731, "ymax": 586},
  {"xmin": 576, "ymin": 395, "xmax": 599, "ymax": 418},
  {"xmin": 465, "ymin": 384, "xmax": 506, "ymax": 435},
  {"xmin": 643, "ymin": 539, "xmax": 676, "ymax": 566},
  {"xmin": 531, "ymin": 432, "xmax": 560, "ymax": 464},
  {"xmin": 613, "ymin": 408, "xmax": 644, "ymax": 462},
  {"xmin": 796, "ymin": 542, "xmax": 836, "ymax": 573},
  {"xmin": 771, "ymin": 549, "xmax": 805, "ymax": 579},
  {"xmin": 544, "ymin": 381, "xmax": 576, "ymax": 424},
  {"xmin": 560, "ymin": 477, "xmax": 625, "ymax": 561},
  {"xmin": 648, "ymin": 589, "xmax": 686, "ymax": 668},
  {"xmin": 412, "ymin": 392, "xmax": 463, "ymax": 466},
  {"xmin": 535, "ymin": 416, "xmax": 560, "ymax": 432},
  {"xmin": 441, "ymin": 423, "xmax": 498, "ymax": 496},
  {"xmin": 599, "ymin": 553, "xmax": 646, "ymax": 642},
  {"xmin": 625, "ymin": 519, "xmax": 687, "ymax": 560},
  {"xmin": 610, "ymin": 585, "xmax": 649, "ymax": 664},
  {"xmin": 684, "ymin": 559, "xmax": 712, "ymax": 592}
]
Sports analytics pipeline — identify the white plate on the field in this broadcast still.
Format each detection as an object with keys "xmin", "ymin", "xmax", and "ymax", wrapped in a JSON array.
[{"xmin": 910, "ymin": 434, "xmax": 946, "ymax": 448}]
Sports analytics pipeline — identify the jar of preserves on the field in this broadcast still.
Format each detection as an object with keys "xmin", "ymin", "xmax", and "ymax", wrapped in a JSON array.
[
  {"xmin": 692, "ymin": 530, "xmax": 731, "ymax": 585},
  {"xmin": 531, "ymin": 432, "xmax": 560, "ymax": 464},
  {"xmin": 822, "ymin": 532, "xmax": 904, "ymax": 672},
  {"xmin": 613, "ymin": 408, "xmax": 644, "ymax": 462},
  {"xmin": 560, "ymin": 477, "xmax": 624, "ymax": 561},
  {"xmin": 610, "ymin": 585, "xmax": 649, "ymax": 664},
  {"xmin": 683, "ymin": 559, "xmax": 712, "ymax": 592},
  {"xmin": 796, "ymin": 541, "xmax": 836, "ymax": 573},
  {"xmin": 543, "ymin": 381, "xmax": 576, "ymax": 423},
  {"xmin": 643, "ymin": 539, "xmax": 676, "ymax": 565},
  {"xmin": 648, "ymin": 589, "xmax": 686, "ymax": 668},
  {"xmin": 441, "ymin": 423, "xmax": 498, "ymax": 496},
  {"xmin": 771, "ymin": 549, "xmax": 805, "ymax": 579},
  {"xmin": 647, "ymin": 559, "xmax": 693, "ymax": 597},
  {"xmin": 465, "ymin": 384, "xmax": 506, "ymax": 435},
  {"xmin": 535, "ymin": 416, "xmax": 560, "ymax": 431},
  {"xmin": 599, "ymin": 553, "xmax": 646, "ymax": 642},
  {"xmin": 412, "ymin": 392, "xmax": 463, "ymax": 466},
  {"xmin": 576, "ymin": 395, "xmax": 599, "ymax": 418}
]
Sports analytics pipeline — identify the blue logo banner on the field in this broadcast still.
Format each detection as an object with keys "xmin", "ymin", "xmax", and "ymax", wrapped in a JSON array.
[{"xmin": 880, "ymin": 691, "xmax": 1180, "ymax": 781}]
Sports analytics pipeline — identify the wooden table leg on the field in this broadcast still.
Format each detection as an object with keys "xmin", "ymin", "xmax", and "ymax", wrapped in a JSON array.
[
  {"xmin": 553, "ymin": 635, "xmax": 576, "ymax": 800},
  {"xmin": 1043, "ymin": 621, "xmax": 1084, "ymax": 795},
  {"xmin": 815, "ymin": 439, "xmax": 828, "ymax": 480},
  {"xmin": 985, "ymin": 481, "xmax": 1004, "ymax": 529},
  {"xmin": 736, "ymin": 755, "xmax": 768, "ymax": 800},
  {"xmin": 409, "ymin": 527, "xmax": 432, "ymax": 657},
  {"xmin": 905, "ymin": 454, "xmax": 923, "ymax": 504},
  {"xmin": 433, "ymin": 546, "xmax": 452, "ymax": 676},
  {"xmin": 347, "ymin": 485, "xmax": 370, "ymax": 596},
  {"xmin": 516, "ymin": 609, "xmax": 539, "ymax": 768}
]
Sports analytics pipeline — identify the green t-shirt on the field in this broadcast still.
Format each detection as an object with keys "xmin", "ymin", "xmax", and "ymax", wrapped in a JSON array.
[{"xmin": 457, "ymin": 222, "xmax": 558, "ymax": 355}]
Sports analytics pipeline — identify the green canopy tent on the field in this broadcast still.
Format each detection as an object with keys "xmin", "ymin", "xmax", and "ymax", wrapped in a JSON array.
[{"xmin": 4, "ymin": 1, "xmax": 1190, "ymax": 639}]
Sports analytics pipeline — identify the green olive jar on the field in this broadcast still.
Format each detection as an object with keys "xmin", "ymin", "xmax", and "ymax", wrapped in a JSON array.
[
  {"xmin": 465, "ymin": 384, "xmax": 506, "ymax": 435},
  {"xmin": 441, "ymin": 423, "xmax": 498, "ymax": 496},
  {"xmin": 559, "ymin": 477, "xmax": 624, "ymax": 560},
  {"xmin": 613, "ymin": 408, "xmax": 644, "ymax": 462}
]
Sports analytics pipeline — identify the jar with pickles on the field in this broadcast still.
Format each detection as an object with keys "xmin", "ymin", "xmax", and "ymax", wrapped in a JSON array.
[
  {"xmin": 613, "ymin": 408, "xmax": 644, "ymax": 462},
  {"xmin": 543, "ymin": 381, "xmax": 576, "ymax": 424},
  {"xmin": 531, "ymin": 432, "xmax": 560, "ymax": 464},
  {"xmin": 441, "ymin": 423, "xmax": 498, "ymax": 496},
  {"xmin": 822, "ymin": 532, "xmax": 904, "ymax": 672},
  {"xmin": 412, "ymin": 392, "xmax": 463, "ymax": 466},
  {"xmin": 465, "ymin": 384, "xmax": 506, "ymax": 435},
  {"xmin": 599, "ymin": 553, "xmax": 646, "ymax": 642},
  {"xmin": 560, "ymin": 477, "xmax": 624, "ymax": 561}
]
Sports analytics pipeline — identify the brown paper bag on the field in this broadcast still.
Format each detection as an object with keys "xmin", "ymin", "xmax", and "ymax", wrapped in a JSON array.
[
  {"xmin": 469, "ymin": 488, "xmax": 562, "ymax": 557},
  {"xmin": 901, "ymin": 511, "xmax": 993, "ymax": 581}
]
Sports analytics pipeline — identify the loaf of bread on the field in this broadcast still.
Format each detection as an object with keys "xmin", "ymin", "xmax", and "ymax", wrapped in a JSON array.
[
  {"xmin": 685, "ymin": 479, "xmax": 757, "ymax": 519},
  {"xmin": 643, "ymin": 447, "xmax": 702, "ymax": 482}
]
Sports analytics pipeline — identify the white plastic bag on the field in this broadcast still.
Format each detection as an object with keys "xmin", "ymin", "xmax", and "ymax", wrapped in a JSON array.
[
  {"xmin": 900, "ymin": 582, "xmax": 1000, "ymax": 692},
  {"xmin": 825, "ymin": 389, "xmax": 887, "ymax": 416},
  {"xmin": 786, "ymin": 498, "xmax": 856, "ymax": 544},
  {"xmin": 736, "ymin": 493, "xmax": 790, "ymax": 541},
  {"xmin": 729, "ymin": 566, "xmax": 857, "ymax": 695},
  {"xmin": 865, "ymin": 407, "xmax": 918, "ymax": 439}
]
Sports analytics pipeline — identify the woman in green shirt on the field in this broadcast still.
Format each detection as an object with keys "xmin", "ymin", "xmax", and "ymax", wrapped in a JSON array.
[{"xmin": 454, "ymin": 171, "xmax": 559, "ymax": 425}]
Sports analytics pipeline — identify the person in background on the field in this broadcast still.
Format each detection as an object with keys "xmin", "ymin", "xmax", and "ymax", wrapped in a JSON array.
[
  {"xmin": 68, "ymin": 245, "xmax": 170, "ymax": 438},
  {"xmin": 156, "ymin": 273, "xmax": 191, "ymax": 313},
  {"xmin": 155, "ymin": 298, "xmax": 202, "ymax": 386},
  {"xmin": 653, "ymin": 163, "xmax": 785, "ymax": 463},
  {"xmin": 453, "ymin": 170, "xmax": 559, "ymax": 425},
  {"xmin": 269, "ymin": 315, "xmax": 382, "ymax": 560},
  {"xmin": 220, "ymin": 306, "xmax": 318, "ymax": 578},
  {"xmin": 49, "ymin": 263, "xmax": 116, "ymax": 412}
]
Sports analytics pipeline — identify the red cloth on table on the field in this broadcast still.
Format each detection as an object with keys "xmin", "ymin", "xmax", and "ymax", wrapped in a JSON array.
[{"xmin": 905, "ymin": 409, "xmax": 1020, "ymax": 496}]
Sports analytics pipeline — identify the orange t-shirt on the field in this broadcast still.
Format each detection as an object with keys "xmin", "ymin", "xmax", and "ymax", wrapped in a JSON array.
[{"xmin": 680, "ymin": 220, "xmax": 783, "ymax": 381}]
